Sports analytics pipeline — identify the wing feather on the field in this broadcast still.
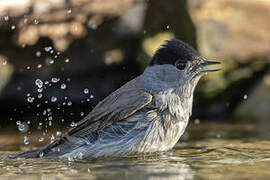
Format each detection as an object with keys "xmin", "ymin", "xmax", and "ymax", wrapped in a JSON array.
[{"xmin": 67, "ymin": 88, "xmax": 153, "ymax": 137}]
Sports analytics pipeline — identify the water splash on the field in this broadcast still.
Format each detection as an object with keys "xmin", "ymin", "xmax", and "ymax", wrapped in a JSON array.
[
  {"xmin": 35, "ymin": 79, "xmax": 43, "ymax": 88},
  {"xmin": 24, "ymin": 136, "xmax": 29, "ymax": 145},
  {"xmin": 67, "ymin": 9, "xmax": 72, "ymax": 14},
  {"xmin": 51, "ymin": 78, "xmax": 60, "ymax": 83},
  {"xmin": 84, "ymin": 88, "xmax": 89, "ymax": 94},
  {"xmin": 61, "ymin": 84, "xmax": 67, "ymax": 89},
  {"xmin": 51, "ymin": 96, "xmax": 57, "ymax": 103},
  {"xmin": 4, "ymin": 15, "xmax": 9, "ymax": 21}
]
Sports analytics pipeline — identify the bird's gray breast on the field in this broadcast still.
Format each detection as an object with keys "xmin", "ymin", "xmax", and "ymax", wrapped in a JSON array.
[
  {"xmin": 154, "ymin": 89, "xmax": 193, "ymax": 120},
  {"xmin": 137, "ymin": 90, "xmax": 193, "ymax": 152}
]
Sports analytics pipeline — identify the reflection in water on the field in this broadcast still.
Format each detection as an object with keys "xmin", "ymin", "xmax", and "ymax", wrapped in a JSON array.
[
  {"xmin": 0, "ymin": 154, "xmax": 194, "ymax": 180},
  {"xmin": 1, "ymin": 123, "xmax": 270, "ymax": 180}
]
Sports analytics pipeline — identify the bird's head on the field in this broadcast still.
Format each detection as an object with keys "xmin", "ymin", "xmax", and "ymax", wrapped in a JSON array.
[{"xmin": 143, "ymin": 40, "xmax": 221, "ymax": 93}]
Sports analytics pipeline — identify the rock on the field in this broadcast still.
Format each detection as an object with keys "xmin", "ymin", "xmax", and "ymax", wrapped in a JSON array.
[
  {"xmin": 0, "ymin": 0, "xmax": 145, "ymax": 51},
  {"xmin": 188, "ymin": 0, "xmax": 270, "ymax": 61},
  {"xmin": 234, "ymin": 71, "xmax": 270, "ymax": 135}
]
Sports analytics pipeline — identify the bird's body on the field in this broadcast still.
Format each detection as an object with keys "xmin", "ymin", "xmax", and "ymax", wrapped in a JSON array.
[
  {"xmin": 14, "ymin": 40, "xmax": 221, "ymax": 159},
  {"xmin": 60, "ymin": 67, "xmax": 194, "ymax": 158}
]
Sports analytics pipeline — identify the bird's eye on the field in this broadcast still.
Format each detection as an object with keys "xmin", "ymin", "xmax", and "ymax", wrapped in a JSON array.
[{"xmin": 175, "ymin": 60, "xmax": 186, "ymax": 70}]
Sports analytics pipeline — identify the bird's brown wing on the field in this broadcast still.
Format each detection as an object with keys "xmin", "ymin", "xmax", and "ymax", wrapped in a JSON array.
[{"xmin": 67, "ymin": 88, "xmax": 153, "ymax": 138}]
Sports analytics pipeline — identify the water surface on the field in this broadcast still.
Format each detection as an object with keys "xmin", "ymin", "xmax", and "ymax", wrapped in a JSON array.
[{"xmin": 1, "ymin": 123, "xmax": 270, "ymax": 180}]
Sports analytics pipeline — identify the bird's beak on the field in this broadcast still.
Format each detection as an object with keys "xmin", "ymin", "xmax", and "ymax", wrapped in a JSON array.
[{"xmin": 197, "ymin": 61, "xmax": 222, "ymax": 73}]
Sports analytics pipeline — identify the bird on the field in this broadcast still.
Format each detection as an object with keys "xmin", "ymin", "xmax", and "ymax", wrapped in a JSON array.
[{"xmin": 13, "ymin": 39, "xmax": 221, "ymax": 159}]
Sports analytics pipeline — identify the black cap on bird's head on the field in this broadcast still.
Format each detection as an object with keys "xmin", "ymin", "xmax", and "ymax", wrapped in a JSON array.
[{"xmin": 149, "ymin": 40, "xmax": 221, "ymax": 73}]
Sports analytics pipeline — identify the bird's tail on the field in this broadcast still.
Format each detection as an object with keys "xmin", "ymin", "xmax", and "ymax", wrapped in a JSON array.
[
  {"xmin": 11, "ymin": 149, "xmax": 42, "ymax": 159},
  {"xmin": 10, "ymin": 136, "xmax": 82, "ymax": 159}
]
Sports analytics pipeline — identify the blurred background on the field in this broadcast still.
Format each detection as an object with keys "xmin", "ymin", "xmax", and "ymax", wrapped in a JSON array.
[{"xmin": 0, "ymin": 0, "xmax": 270, "ymax": 147}]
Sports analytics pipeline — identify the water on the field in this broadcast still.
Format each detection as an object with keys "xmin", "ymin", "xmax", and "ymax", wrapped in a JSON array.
[{"xmin": 1, "ymin": 123, "xmax": 270, "ymax": 179}]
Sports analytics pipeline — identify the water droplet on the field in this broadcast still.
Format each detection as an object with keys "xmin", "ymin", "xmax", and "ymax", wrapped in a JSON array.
[
  {"xmin": 51, "ymin": 77, "xmax": 60, "ymax": 83},
  {"xmin": 44, "ymin": 81, "xmax": 49, "ymax": 85},
  {"xmin": 243, "ymin": 94, "xmax": 248, "ymax": 100},
  {"xmin": 44, "ymin": 46, "xmax": 52, "ymax": 52},
  {"xmin": 61, "ymin": 83, "xmax": 66, "ymax": 89},
  {"xmin": 65, "ymin": 58, "xmax": 70, "ymax": 63},
  {"xmin": 26, "ymin": 66, "xmax": 30, "ymax": 70},
  {"xmin": 50, "ymin": 135, "xmax": 55, "ymax": 143},
  {"xmin": 67, "ymin": 101, "xmax": 72, "ymax": 106},
  {"xmin": 24, "ymin": 18, "xmax": 28, "ymax": 24},
  {"xmin": 11, "ymin": 25, "xmax": 16, "ymax": 30},
  {"xmin": 39, "ymin": 152, "xmax": 44, "ymax": 158},
  {"xmin": 48, "ymin": 59, "xmax": 54, "ymax": 65},
  {"xmin": 27, "ymin": 121, "xmax": 31, "ymax": 124},
  {"xmin": 36, "ymin": 51, "xmax": 41, "ymax": 57},
  {"xmin": 37, "ymin": 88, "xmax": 43, "ymax": 93},
  {"xmin": 35, "ymin": 79, "xmax": 43, "ymax": 88},
  {"xmin": 194, "ymin": 118, "xmax": 200, "ymax": 125},
  {"xmin": 27, "ymin": 97, "xmax": 34, "ymax": 103},
  {"xmin": 90, "ymin": 95, "xmax": 94, "ymax": 98},
  {"xmin": 38, "ymin": 94, "xmax": 43, "ymax": 98},
  {"xmin": 78, "ymin": 152, "xmax": 83, "ymax": 159},
  {"xmin": 48, "ymin": 121, "xmax": 52, "ymax": 126},
  {"xmin": 4, "ymin": 15, "xmax": 9, "ymax": 21},
  {"xmin": 18, "ymin": 123, "xmax": 24, "ymax": 131},
  {"xmin": 70, "ymin": 121, "xmax": 77, "ymax": 127},
  {"xmin": 166, "ymin": 25, "xmax": 170, "ymax": 29},
  {"xmin": 84, "ymin": 88, "xmax": 89, "ymax": 94},
  {"xmin": 48, "ymin": 116, "xmax": 53, "ymax": 121},
  {"xmin": 88, "ymin": 19, "xmax": 97, "ymax": 30},
  {"xmin": 37, "ymin": 64, "xmax": 42, "ymax": 68},
  {"xmin": 24, "ymin": 136, "xmax": 29, "ymax": 145},
  {"xmin": 39, "ymin": 137, "xmax": 44, "ymax": 142},
  {"xmin": 80, "ymin": 112, "xmax": 84, "ymax": 116},
  {"xmin": 68, "ymin": 156, "xmax": 74, "ymax": 161},
  {"xmin": 105, "ymin": 57, "xmax": 112, "ymax": 65},
  {"xmin": 18, "ymin": 122, "xmax": 29, "ymax": 133},
  {"xmin": 34, "ymin": 19, "xmax": 39, "ymax": 24},
  {"xmin": 67, "ymin": 9, "xmax": 72, "ymax": 14},
  {"xmin": 56, "ymin": 131, "xmax": 62, "ymax": 136},
  {"xmin": 51, "ymin": 96, "xmax": 57, "ymax": 102},
  {"xmin": 17, "ymin": 86, "xmax": 22, "ymax": 91}
]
